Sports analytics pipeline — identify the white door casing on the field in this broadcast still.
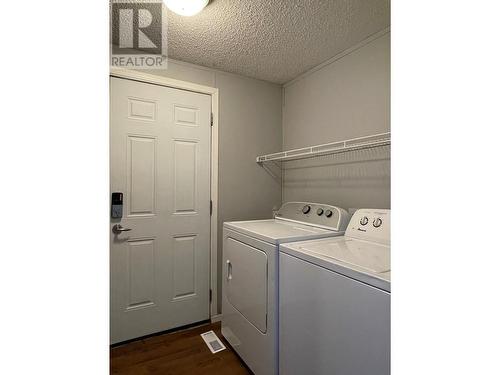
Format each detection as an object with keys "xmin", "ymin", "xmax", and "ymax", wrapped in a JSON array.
[{"xmin": 110, "ymin": 76, "xmax": 212, "ymax": 344}]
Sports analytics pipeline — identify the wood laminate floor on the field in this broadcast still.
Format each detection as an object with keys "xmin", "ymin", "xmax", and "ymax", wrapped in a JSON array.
[{"xmin": 111, "ymin": 322, "xmax": 252, "ymax": 375}]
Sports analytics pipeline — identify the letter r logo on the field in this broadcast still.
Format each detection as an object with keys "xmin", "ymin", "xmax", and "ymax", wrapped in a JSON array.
[{"xmin": 112, "ymin": 2, "xmax": 162, "ymax": 55}]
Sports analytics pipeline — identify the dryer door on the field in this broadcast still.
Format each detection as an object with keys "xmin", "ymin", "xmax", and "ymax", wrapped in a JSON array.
[{"xmin": 225, "ymin": 237, "xmax": 268, "ymax": 333}]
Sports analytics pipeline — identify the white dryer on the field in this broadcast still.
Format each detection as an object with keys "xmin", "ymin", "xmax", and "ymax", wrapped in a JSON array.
[
  {"xmin": 222, "ymin": 202, "xmax": 350, "ymax": 375},
  {"xmin": 279, "ymin": 208, "xmax": 391, "ymax": 375}
]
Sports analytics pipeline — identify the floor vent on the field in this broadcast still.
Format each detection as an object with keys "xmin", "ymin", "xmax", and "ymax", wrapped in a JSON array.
[{"xmin": 200, "ymin": 330, "xmax": 226, "ymax": 354}]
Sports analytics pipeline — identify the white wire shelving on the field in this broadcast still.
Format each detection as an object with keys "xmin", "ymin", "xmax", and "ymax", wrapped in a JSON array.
[{"xmin": 256, "ymin": 132, "xmax": 391, "ymax": 163}]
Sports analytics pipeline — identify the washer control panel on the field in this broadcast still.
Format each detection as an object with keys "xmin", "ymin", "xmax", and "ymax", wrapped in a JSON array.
[
  {"xmin": 275, "ymin": 202, "xmax": 350, "ymax": 231},
  {"xmin": 346, "ymin": 209, "xmax": 390, "ymax": 245}
]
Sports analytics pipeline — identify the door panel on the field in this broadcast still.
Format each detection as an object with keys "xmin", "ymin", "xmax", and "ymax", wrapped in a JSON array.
[
  {"xmin": 174, "ymin": 105, "xmax": 199, "ymax": 126},
  {"xmin": 127, "ymin": 238, "xmax": 156, "ymax": 310},
  {"xmin": 128, "ymin": 97, "xmax": 156, "ymax": 121},
  {"xmin": 174, "ymin": 140, "xmax": 197, "ymax": 213},
  {"xmin": 173, "ymin": 235, "xmax": 197, "ymax": 299},
  {"xmin": 127, "ymin": 135, "xmax": 156, "ymax": 215},
  {"xmin": 110, "ymin": 77, "xmax": 211, "ymax": 344}
]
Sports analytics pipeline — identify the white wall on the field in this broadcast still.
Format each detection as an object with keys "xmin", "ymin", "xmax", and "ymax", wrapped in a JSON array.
[
  {"xmin": 282, "ymin": 31, "xmax": 390, "ymax": 210},
  {"xmin": 138, "ymin": 30, "xmax": 389, "ymax": 310},
  {"xmin": 139, "ymin": 60, "xmax": 282, "ymax": 313}
]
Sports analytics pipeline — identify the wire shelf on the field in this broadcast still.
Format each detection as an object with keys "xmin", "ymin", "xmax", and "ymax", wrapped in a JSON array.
[{"xmin": 256, "ymin": 132, "xmax": 390, "ymax": 163}]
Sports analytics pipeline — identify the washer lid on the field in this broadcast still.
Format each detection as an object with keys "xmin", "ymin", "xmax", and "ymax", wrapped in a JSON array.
[
  {"xmin": 224, "ymin": 219, "xmax": 342, "ymax": 244},
  {"xmin": 299, "ymin": 238, "xmax": 390, "ymax": 274},
  {"xmin": 281, "ymin": 236, "xmax": 390, "ymax": 291}
]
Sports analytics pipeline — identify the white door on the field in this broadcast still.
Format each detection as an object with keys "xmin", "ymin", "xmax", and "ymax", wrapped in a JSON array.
[{"xmin": 110, "ymin": 76, "xmax": 211, "ymax": 344}]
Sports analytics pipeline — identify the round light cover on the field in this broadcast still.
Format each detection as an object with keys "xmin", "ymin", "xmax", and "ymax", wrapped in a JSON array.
[{"xmin": 164, "ymin": 0, "xmax": 209, "ymax": 16}]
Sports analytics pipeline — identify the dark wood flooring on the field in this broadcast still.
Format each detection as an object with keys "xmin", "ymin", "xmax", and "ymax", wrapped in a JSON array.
[{"xmin": 110, "ymin": 322, "xmax": 252, "ymax": 374}]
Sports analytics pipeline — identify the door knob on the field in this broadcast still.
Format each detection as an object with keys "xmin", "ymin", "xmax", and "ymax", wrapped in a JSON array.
[{"xmin": 113, "ymin": 224, "xmax": 132, "ymax": 234}]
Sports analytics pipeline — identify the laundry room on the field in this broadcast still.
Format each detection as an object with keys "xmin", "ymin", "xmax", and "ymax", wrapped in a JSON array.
[
  {"xmin": 108, "ymin": 1, "xmax": 391, "ymax": 372},
  {"xmin": 3, "ymin": 1, "xmax": 500, "ymax": 375}
]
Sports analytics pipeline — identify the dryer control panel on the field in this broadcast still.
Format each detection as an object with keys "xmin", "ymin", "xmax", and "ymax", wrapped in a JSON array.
[
  {"xmin": 274, "ymin": 202, "xmax": 350, "ymax": 232},
  {"xmin": 346, "ymin": 209, "xmax": 390, "ymax": 245}
]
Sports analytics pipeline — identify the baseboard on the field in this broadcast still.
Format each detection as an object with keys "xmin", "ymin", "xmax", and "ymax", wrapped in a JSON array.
[{"xmin": 210, "ymin": 314, "xmax": 222, "ymax": 323}]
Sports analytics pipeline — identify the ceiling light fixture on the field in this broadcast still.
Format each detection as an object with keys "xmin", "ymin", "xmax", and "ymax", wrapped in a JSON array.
[{"xmin": 164, "ymin": 0, "xmax": 209, "ymax": 17}]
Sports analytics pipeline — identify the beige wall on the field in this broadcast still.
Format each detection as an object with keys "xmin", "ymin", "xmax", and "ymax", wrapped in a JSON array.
[
  {"xmin": 282, "ymin": 31, "xmax": 390, "ymax": 211},
  {"xmin": 139, "ymin": 60, "xmax": 282, "ymax": 312}
]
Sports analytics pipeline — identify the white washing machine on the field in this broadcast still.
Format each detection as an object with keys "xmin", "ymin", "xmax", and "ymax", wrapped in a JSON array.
[
  {"xmin": 222, "ymin": 202, "xmax": 350, "ymax": 375},
  {"xmin": 279, "ymin": 208, "xmax": 391, "ymax": 375}
]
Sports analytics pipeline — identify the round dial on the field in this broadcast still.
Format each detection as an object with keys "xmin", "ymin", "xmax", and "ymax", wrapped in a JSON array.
[
  {"xmin": 302, "ymin": 205, "xmax": 311, "ymax": 214},
  {"xmin": 316, "ymin": 208, "xmax": 324, "ymax": 216},
  {"xmin": 373, "ymin": 218, "xmax": 383, "ymax": 228},
  {"xmin": 360, "ymin": 216, "xmax": 369, "ymax": 226},
  {"xmin": 325, "ymin": 209, "xmax": 333, "ymax": 218}
]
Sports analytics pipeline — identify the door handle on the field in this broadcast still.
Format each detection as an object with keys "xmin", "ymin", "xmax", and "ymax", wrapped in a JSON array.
[
  {"xmin": 226, "ymin": 260, "xmax": 232, "ymax": 281},
  {"xmin": 113, "ymin": 224, "xmax": 132, "ymax": 234}
]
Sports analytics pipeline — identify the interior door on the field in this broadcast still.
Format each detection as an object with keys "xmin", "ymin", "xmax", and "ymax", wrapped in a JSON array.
[{"xmin": 110, "ymin": 76, "xmax": 211, "ymax": 344}]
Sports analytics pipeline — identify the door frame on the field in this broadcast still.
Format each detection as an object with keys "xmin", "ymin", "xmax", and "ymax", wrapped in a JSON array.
[{"xmin": 110, "ymin": 68, "xmax": 219, "ymax": 318}]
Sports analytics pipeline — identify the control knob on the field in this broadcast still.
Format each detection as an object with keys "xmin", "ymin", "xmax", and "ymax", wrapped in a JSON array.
[
  {"xmin": 316, "ymin": 208, "xmax": 324, "ymax": 216},
  {"xmin": 360, "ymin": 216, "xmax": 369, "ymax": 226},
  {"xmin": 302, "ymin": 205, "xmax": 311, "ymax": 214},
  {"xmin": 373, "ymin": 218, "xmax": 383, "ymax": 228},
  {"xmin": 325, "ymin": 209, "xmax": 333, "ymax": 218}
]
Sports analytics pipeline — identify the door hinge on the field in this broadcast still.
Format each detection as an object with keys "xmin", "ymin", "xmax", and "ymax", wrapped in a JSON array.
[
  {"xmin": 209, "ymin": 289, "xmax": 212, "ymax": 303},
  {"xmin": 210, "ymin": 113, "xmax": 213, "ymax": 127},
  {"xmin": 210, "ymin": 200, "xmax": 213, "ymax": 216}
]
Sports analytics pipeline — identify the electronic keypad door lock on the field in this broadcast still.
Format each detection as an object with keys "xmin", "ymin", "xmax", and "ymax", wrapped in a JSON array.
[{"xmin": 111, "ymin": 192, "xmax": 123, "ymax": 218}]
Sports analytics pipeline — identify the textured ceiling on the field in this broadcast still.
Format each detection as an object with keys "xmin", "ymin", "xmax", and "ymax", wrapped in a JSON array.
[
  {"xmin": 167, "ymin": 0, "xmax": 390, "ymax": 84},
  {"xmin": 115, "ymin": 0, "xmax": 390, "ymax": 84}
]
